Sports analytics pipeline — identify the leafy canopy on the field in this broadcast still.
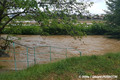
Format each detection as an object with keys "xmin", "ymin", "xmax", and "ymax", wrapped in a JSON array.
[
  {"xmin": 0, "ymin": 0, "xmax": 93, "ymax": 36},
  {"xmin": 105, "ymin": 0, "xmax": 120, "ymax": 27},
  {"xmin": 0, "ymin": 0, "xmax": 38, "ymax": 32}
]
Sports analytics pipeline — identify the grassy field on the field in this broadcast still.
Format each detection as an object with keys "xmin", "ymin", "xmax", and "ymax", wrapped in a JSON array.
[{"xmin": 0, "ymin": 52, "xmax": 120, "ymax": 80}]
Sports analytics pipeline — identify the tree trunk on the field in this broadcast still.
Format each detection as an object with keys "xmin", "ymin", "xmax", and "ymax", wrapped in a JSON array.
[
  {"xmin": 0, "ymin": 36, "xmax": 10, "ymax": 57},
  {"xmin": 0, "ymin": 50, "xmax": 9, "ymax": 57}
]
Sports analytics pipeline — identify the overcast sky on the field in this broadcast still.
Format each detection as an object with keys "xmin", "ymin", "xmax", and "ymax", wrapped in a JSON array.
[{"xmin": 87, "ymin": 0, "xmax": 108, "ymax": 14}]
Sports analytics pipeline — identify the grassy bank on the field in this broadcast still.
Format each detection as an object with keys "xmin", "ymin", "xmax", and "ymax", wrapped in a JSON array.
[{"xmin": 0, "ymin": 52, "xmax": 120, "ymax": 80}]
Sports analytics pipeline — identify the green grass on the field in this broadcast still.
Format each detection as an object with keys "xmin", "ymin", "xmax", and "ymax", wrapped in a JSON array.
[{"xmin": 0, "ymin": 52, "xmax": 120, "ymax": 80}]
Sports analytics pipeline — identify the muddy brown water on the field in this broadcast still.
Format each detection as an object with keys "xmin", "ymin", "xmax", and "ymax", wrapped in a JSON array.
[{"xmin": 0, "ymin": 35, "xmax": 120, "ymax": 70}]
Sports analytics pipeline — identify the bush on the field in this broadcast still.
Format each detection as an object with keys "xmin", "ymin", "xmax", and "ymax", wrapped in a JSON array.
[
  {"xmin": 2, "ymin": 22, "xmax": 110, "ymax": 36},
  {"xmin": 106, "ymin": 26, "xmax": 120, "ymax": 35},
  {"xmin": 88, "ymin": 22, "xmax": 108, "ymax": 35},
  {"xmin": 42, "ymin": 23, "xmax": 68, "ymax": 35},
  {"xmin": 2, "ymin": 26, "xmax": 42, "ymax": 35},
  {"xmin": 2, "ymin": 26, "xmax": 22, "ymax": 34},
  {"xmin": 21, "ymin": 26, "xmax": 41, "ymax": 35}
]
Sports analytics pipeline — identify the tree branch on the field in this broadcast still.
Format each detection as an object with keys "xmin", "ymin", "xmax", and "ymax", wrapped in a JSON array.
[
  {"xmin": 0, "ymin": 1, "xmax": 3, "ymax": 5},
  {"xmin": 0, "ymin": 10, "xmax": 26, "ymax": 33},
  {"xmin": 3, "ymin": 0, "xmax": 7, "ymax": 6}
]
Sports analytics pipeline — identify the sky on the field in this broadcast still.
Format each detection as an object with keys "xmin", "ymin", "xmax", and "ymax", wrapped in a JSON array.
[{"xmin": 87, "ymin": 0, "xmax": 108, "ymax": 14}]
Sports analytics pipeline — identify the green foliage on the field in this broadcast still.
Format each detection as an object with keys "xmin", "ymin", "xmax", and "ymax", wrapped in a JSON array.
[
  {"xmin": 2, "ymin": 22, "xmax": 110, "ymax": 36},
  {"xmin": 21, "ymin": 26, "xmax": 41, "ymax": 35},
  {"xmin": 76, "ymin": 22, "xmax": 108, "ymax": 35},
  {"xmin": 0, "ymin": 0, "xmax": 94, "ymax": 40},
  {"xmin": 105, "ymin": 0, "xmax": 120, "ymax": 37},
  {"xmin": 2, "ymin": 20, "xmax": 86, "ymax": 37},
  {"xmin": 105, "ymin": 26, "xmax": 120, "ymax": 35},
  {"xmin": 0, "ymin": 0, "xmax": 38, "ymax": 32},
  {"xmin": 105, "ymin": 0, "xmax": 120, "ymax": 27},
  {"xmin": 2, "ymin": 26, "xmax": 41, "ymax": 35},
  {"xmin": 88, "ymin": 22, "xmax": 108, "ymax": 35},
  {"xmin": 1, "ymin": 52, "xmax": 120, "ymax": 80}
]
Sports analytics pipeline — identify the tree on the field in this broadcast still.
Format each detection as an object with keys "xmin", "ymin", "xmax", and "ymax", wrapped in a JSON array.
[
  {"xmin": 0, "ymin": 0, "xmax": 38, "ymax": 33},
  {"xmin": 0, "ymin": 0, "xmax": 93, "ymax": 57},
  {"xmin": 0, "ymin": 0, "xmax": 39, "ymax": 57},
  {"xmin": 0, "ymin": 0, "xmax": 93, "ymax": 32},
  {"xmin": 105, "ymin": 0, "xmax": 120, "ymax": 27},
  {"xmin": 105, "ymin": 0, "xmax": 120, "ymax": 36}
]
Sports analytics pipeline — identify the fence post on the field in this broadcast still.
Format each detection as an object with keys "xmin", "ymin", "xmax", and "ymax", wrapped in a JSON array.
[
  {"xmin": 13, "ymin": 42, "xmax": 17, "ymax": 71},
  {"xmin": 50, "ymin": 46, "xmax": 52, "ymax": 62},
  {"xmin": 66, "ymin": 48, "xmax": 67, "ymax": 58},
  {"xmin": 26, "ymin": 47, "xmax": 29, "ymax": 67},
  {"xmin": 80, "ymin": 51, "xmax": 82, "ymax": 56},
  {"xmin": 34, "ymin": 47, "xmax": 36, "ymax": 65}
]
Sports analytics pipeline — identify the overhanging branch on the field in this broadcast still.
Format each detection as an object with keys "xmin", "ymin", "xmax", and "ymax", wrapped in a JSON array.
[
  {"xmin": 0, "ymin": 10, "xmax": 26, "ymax": 33},
  {"xmin": 0, "ymin": 1, "xmax": 3, "ymax": 5}
]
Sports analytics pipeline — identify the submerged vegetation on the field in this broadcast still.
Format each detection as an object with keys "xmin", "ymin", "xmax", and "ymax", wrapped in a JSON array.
[{"xmin": 0, "ymin": 52, "xmax": 120, "ymax": 80}]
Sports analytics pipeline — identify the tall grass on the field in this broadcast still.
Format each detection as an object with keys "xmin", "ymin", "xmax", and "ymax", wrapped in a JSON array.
[{"xmin": 0, "ymin": 52, "xmax": 120, "ymax": 80}]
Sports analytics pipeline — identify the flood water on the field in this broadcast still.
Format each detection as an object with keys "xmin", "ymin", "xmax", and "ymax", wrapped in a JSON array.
[
  {"xmin": 0, "ymin": 35, "xmax": 120, "ymax": 70},
  {"xmin": 15, "ymin": 35, "xmax": 120, "ymax": 55}
]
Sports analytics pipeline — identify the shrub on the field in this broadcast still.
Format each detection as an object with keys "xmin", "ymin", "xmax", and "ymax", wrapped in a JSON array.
[
  {"xmin": 2, "ymin": 26, "xmax": 42, "ymax": 35},
  {"xmin": 2, "ymin": 26, "xmax": 22, "ymax": 34},
  {"xmin": 88, "ymin": 22, "xmax": 108, "ymax": 35},
  {"xmin": 21, "ymin": 26, "xmax": 41, "ymax": 35},
  {"xmin": 2, "ymin": 22, "xmax": 110, "ymax": 36}
]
